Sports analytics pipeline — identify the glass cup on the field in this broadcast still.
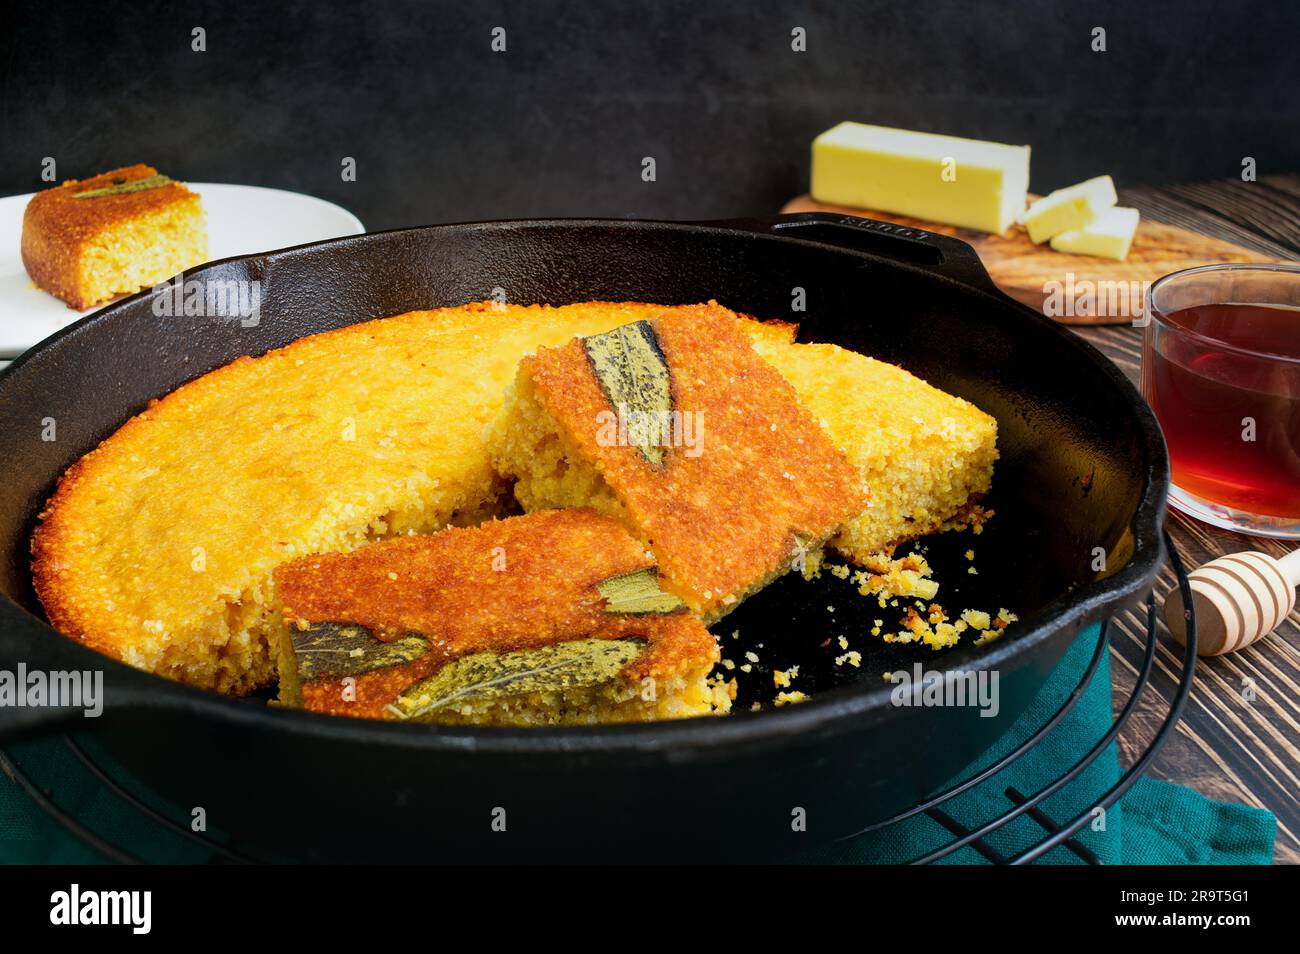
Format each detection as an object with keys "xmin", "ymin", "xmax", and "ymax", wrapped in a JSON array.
[{"xmin": 1142, "ymin": 263, "xmax": 1300, "ymax": 538}]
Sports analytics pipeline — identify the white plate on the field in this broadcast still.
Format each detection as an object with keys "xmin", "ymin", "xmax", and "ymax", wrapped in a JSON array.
[{"xmin": 0, "ymin": 183, "xmax": 364, "ymax": 358}]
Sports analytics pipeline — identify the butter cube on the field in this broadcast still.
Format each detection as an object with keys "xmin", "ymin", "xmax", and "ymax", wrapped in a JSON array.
[
  {"xmin": 1049, "ymin": 207, "xmax": 1140, "ymax": 261},
  {"xmin": 1022, "ymin": 175, "xmax": 1118, "ymax": 243},
  {"xmin": 811, "ymin": 122, "xmax": 1030, "ymax": 235}
]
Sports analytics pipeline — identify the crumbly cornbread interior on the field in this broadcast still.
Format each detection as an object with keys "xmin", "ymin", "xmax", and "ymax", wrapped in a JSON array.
[
  {"xmin": 33, "ymin": 301, "xmax": 792, "ymax": 696},
  {"xmin": 485, "ymin": 370, "xmax": 628, "ymax": 519},
  {"xmin": 74, "ymin": 202, "xmax": 208, "ymax": 309},
  {"xmin": 751, "ymin": 338, "xmax": 998, "ymax": 560}
]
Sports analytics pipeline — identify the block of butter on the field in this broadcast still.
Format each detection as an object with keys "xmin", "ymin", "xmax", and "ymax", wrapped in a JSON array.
[
  {"xmin": 811, "ymin": 122, "xmax": 1031, "ymax": 235},
  {"xmin": 1049, "ymin": 207, "xmax": 1140, "ymax": 261},
  {"xmin": 1023, "ymin": 175, "xmax": 1118, "ymax": 243}
]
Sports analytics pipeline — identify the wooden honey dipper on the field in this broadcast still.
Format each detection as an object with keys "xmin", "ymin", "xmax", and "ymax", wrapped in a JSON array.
[{"xmin": 1163, "ymin": 548, "xmax": 1300, "ymax": 656}]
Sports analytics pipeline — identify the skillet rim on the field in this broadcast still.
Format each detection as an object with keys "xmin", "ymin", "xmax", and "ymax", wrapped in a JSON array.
[{"xmin": 0, "ymin": 216, "xmax": 1169, "ymax": 756}]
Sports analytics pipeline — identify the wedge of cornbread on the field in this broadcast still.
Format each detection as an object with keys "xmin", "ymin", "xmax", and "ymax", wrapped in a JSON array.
[
  {"xmin": 274, "ymin": 509, "xmax": 729, "ymax": 725},
  {"xmin": 752, "ymin": 338, "xmax": 998, "ymax": 561},
  {"xmin": 485, "ymin": 305, "xmax": 867, "ymax": 621},
  {"xmin": 33, "ymin": 301, "xmax": 793, "ymax": 694},
  {"xmin": 21, "ymin": 164, "xmax": 208, "ymax": 310}
]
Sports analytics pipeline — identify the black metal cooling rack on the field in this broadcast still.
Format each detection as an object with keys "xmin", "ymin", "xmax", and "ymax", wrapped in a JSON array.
[{"xmin": 0, "ymin": 529, "xmax": 1196, "ymax": 865}]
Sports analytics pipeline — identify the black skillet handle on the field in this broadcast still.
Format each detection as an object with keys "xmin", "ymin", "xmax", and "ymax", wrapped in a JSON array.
[{"xmin": 705, "ymin": 212, "xmax": 1002, "ymax": 296}]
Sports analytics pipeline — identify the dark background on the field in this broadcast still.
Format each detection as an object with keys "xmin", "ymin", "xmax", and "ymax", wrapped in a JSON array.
[{"xmin": 2, "ymin": 0, "xmax": 1297, "ymax": 230}]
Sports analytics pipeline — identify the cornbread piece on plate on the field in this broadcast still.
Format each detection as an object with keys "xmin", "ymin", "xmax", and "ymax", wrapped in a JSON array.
[
  {"xmin": 274, "ymin": 509, "xmax": 729, "ymax": 725},
  {"xmin": 21, "ymin": 164, "xmax": 208, "ymax": 310},
  {"xmin": 752, "ymin": 337, "xmax": 998, "ymax": 562},
  {"xmin": 32, "ymin": 300, "xmax": 792, "ymax": 694},
  {"xmin": 486, "ymin": 305, "xmax": 866, "ymax": 621}
]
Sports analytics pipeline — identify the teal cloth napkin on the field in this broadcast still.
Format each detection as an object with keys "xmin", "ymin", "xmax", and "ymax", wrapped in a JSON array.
[
  {"xmin": 0, "ymin": 624, "xmax": 1277, "ymax": 864},
  {"xmin": 806, "ymin": 624, "xmax": 1276, "ymax": 864}
]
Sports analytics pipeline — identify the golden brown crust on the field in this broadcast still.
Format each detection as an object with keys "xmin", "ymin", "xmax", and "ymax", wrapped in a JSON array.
[
  {"xmin": 30, "ymin": 446, "xmax": 108, "ymax": 656},
  {"xmin": 32, "ymin": 300, "xmax": 778, "ymax": 690},
  {"xmin": 275, "ymin": 509, "xmax": 718, "ymax": 719},
  {"xmin": 21, "ymin": 164, "xmax": 203, "ymax": 309},
  {"xmin": 520, "ymin": 305, "xmax": 866, "ymax": 617},
  {"xmin": 277, "ymin": 508, "xmax": 649, "ymax": 653}
]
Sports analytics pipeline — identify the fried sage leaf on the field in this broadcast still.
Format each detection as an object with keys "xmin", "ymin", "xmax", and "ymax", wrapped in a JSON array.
[
  {"xmin": 291, "ymin": 622, "xmax": 428, "ymax": 680},
  {"xmin": 72, "ymin": 174, "xmax": 174, "ymax": 199},
  {"xmin": 583, "ymin": 320, "xmax": 672, "ymax": 466},
  {"xmin": 385, "ymin": 637, "xmax": 646, "ymax": 721},
  {"xmin": 596, "ymin": 567, "xmax": 686, "ymax": 615}
]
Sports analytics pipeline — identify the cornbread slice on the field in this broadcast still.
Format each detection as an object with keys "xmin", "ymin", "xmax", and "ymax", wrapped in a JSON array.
[
  {"xmin": 751, "ymin": 337, "xmax": 998, "ymax": 561},
  {"xmin": 21, "ymin": 164, "xmax": 208, "ymax": 310},
  {"xmin": 274, "ymin": 509, "xmax": 729, "ymax": 725},
  {"xmin": 32, "ymin": 301, "xmax": 793, "ymax": 694},
  {"xmin": 485, "ymin": 305, "xmax": 866, "ymax": 621}
]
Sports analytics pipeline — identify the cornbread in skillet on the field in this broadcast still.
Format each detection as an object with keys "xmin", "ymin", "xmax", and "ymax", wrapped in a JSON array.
[
  {"xmin": 752, "ymin": 338, "xmax": 998, "ymax": 561},
  {"xmin": 485, "ymin": 305, "xmax": 867, "ymax": 621},
  {"xmin": 32, "ymin": 300, "xmax": 793, "ymax": 694},
  {"xmin": 274, "ymin": 509, "xmax": 729, "ymax": 725},
  {"xmin": 21, "ymin": 164, "xmax": 208, "ymax": 310}
]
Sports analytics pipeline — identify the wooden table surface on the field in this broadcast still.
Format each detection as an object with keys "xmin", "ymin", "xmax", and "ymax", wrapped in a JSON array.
[{"xmin": 1081, "ymin": 174, "xmax": 1300, "ymax": 865}]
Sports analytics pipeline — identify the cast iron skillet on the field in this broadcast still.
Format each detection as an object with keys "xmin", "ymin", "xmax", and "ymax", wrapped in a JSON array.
[{"xmin": 0, "ymin": 214, "xmax": 1167, "ymax": 861}]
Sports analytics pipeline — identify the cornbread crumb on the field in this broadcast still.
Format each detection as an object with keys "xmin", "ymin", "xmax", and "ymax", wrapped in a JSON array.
[
  {"xmin": 974, "ymin": 608, "xmax": 1019, "ymax": 646},
  {"xmin": 824, "ymin": 551, "xmax": 941, "ymax": 604},
  {"xmin": 877, "ymin": 600, "xmax": 1018, "ymax": 651}
]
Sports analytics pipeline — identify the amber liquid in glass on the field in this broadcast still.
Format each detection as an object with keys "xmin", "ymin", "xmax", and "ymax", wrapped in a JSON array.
[{"xmin": 1143, "ymin": 303, "xmax": 1300, "ymax": 519}]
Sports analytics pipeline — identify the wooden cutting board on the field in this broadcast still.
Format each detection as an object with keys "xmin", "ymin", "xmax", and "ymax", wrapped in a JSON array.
[{"xmin": 782, "ymin": 194, "xmax": 1292, "ymax": 325}]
